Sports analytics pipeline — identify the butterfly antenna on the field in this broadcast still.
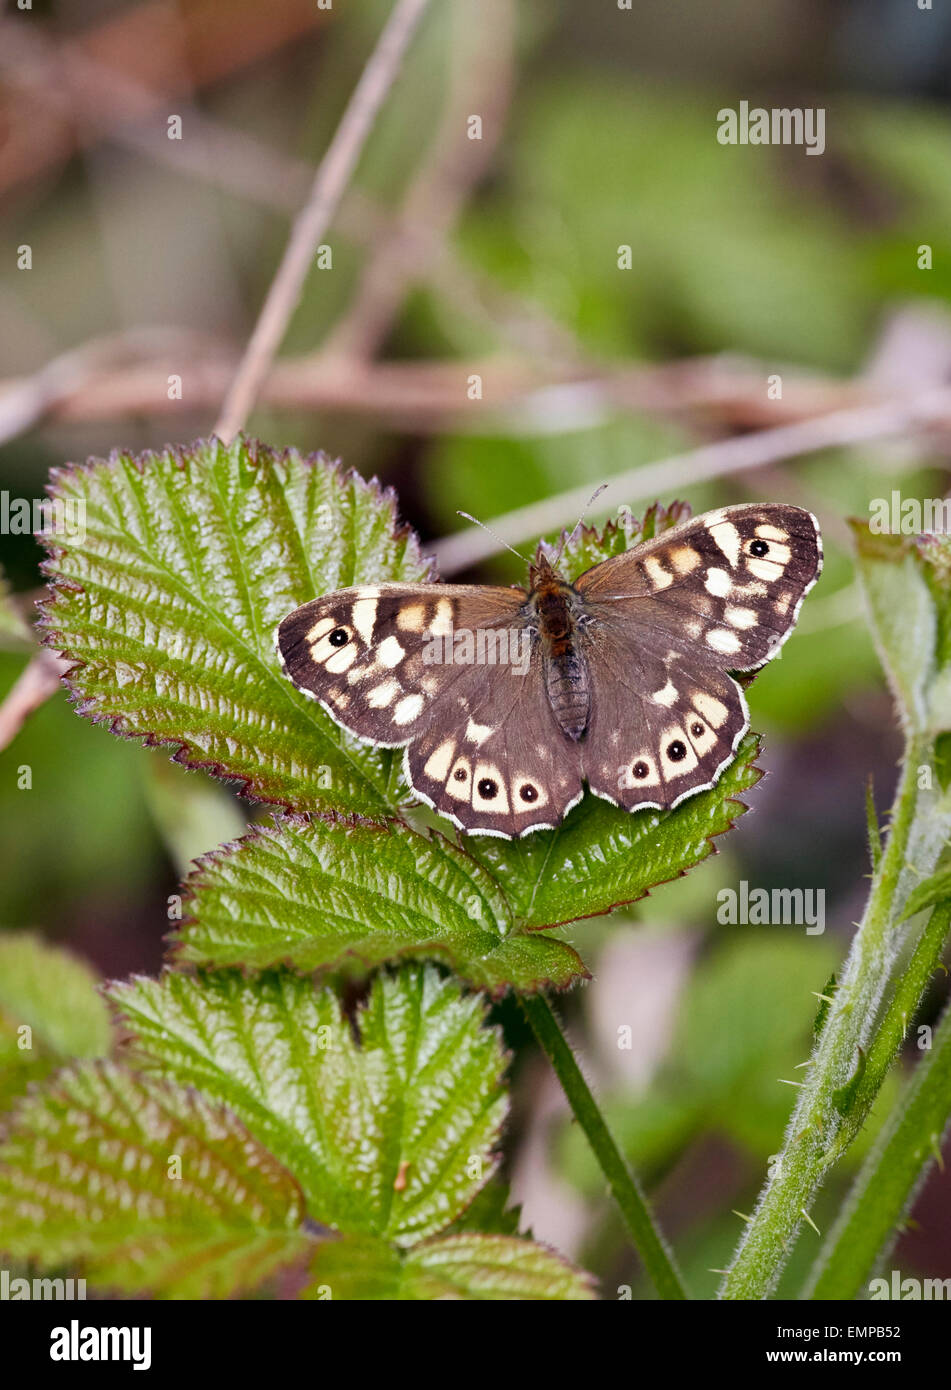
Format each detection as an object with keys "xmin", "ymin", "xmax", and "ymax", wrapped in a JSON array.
[
  {"xmin": 551, "ymin": 483, "xmax": 609, "ymax": 568},
  {"xmin": 456, "ymin": 511, "xmax": 529, "ymax": 564}
]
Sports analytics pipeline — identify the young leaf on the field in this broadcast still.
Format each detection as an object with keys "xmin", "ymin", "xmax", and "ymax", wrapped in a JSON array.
[
  {"xmin": 303, "ymin": 1232, "xmax": 596, "ymax": 1300},
  {"xmin": 38, "ymin": 437, "xmax": 430, "ymax": 817},
  {"xmin": 541, "ymin": 500, "xmax": 692, "ymax": 579},
  {"xmin": 109, "ymin": 965, "xmax": 508, "ymax": 1245},
  {"xmin": 0, "ymin": 933, "xmax": 112, "ymax": 1109},
  {"xmin": 850, "ymin": 523, "xmax": 936, "ymax": 734},
  {"xmin": 0, "ymin": 1062, "xmax": 312, "ymax": 1298},
  {"xmin": 169, "ymin": 813, "xmax": 588, "ymax": 993},
  {"xmin": 897, "ymin": 862, "xmax": 951, "ymax": 923},
  {"xmin": 470, "ymin": 733, "xmax": 761, "ymax": 928}
]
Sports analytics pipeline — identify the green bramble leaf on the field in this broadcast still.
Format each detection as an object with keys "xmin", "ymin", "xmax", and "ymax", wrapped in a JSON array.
[
  {"xmin": 108, "ymin": 965, "xmax": 508, "ymax": 1245},
  {"xmin": 37, "ymin": 436, "xmax": 430, "ymax": 818},
  {"xmin": 0, "ymin": 933, "xmax": 112, "ymax": 1110},
  {"xmin": 1, "ymin": 966, "xmax": 592, "ymax": 1298},
  {"xmin": 169, "ymin": 813, "xmax": 588, "ymax": 994},
  {"xmin": 0, "ymin": 1062, "xmax": 312, "ymax": 1298},
  {"xmin": 850, "ymin": 521, "xmax": 948, "ymax": 735},
  {"xmin": 303, "ymin": 1232, "xmax": 596, "ymax": 1301},
  {"xmin": 550, "ymin": 499, "xmax": 692, "ymax": 581}
]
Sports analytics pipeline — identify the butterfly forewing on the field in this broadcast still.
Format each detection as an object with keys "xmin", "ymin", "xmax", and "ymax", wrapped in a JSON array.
[
  {"xmin": 277, "ymin": 582, "xmax": 527, "ymax": 747},
  {"xmin": 576, "ymin": 503, "xmax": 822, "ymax": 673},
  {"xmin": 278, "ymin": 579, "xmax": 586, "ymax": 835}
]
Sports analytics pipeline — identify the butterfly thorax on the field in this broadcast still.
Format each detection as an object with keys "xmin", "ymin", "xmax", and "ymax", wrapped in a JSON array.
[{"xmin": 528, "ymin": 559, "xmax": 591, "ymax": 742}]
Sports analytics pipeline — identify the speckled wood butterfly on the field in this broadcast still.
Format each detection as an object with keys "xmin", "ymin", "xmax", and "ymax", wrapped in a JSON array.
[{"xmin": 278, "ymin": 503, "xmax": 822, "ymax": 839}]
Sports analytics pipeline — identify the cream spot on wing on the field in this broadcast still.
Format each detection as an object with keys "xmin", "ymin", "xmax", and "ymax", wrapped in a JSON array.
[
  {"xmin": 693, "ymin": 690, "xmax": 729, "ymax": 727},
  {"xmin": 447, "ymin": 755, "xmax": 472, "ymax": 801},
  {"xmin": 725, "ymin": 605, "xmax": 757, "ymax": 629},
  {"xmin": 748, "ymin": 539, "xmax": 790, "ymax": 565},
  {"xmin": 348, "ymin": 664, "xmax": 374, "ymax": 684},
  {"xmin": 685, "ymin": 715, "xmax": 717, "ymax": 757},
  {"xmin": 424, "ymin": 740, "xmax": 455, "ymax": 781},
  {"xmin": 774, "ymin": 591, "xmax": 793, "ymax": 616},
  {"xmin": 704, "ymin": 508, "xmax": 727, "ymax": 524},
  {"xmin": 351, "ymin": 598, "xmax": 377, "ymax": 645},
  {"xmin": 706, "ymin": 628, "xmax": 742, "ymax": 655},
  {"xmin": 325, "ymin": 644, "xmax": 357, "ymax": 673},
  {"xmin": 747, "ymin": 558, "xmax": 782, "ymax": 582},
  {"xmin": 377, "ymin": 635, "xmax": 406, "ymax": 668},
  {"xmin": 685, "ymin": 619, "xmax": 702, "ymax": 639},
  {"xmin": 397, "ymin": 603, "xmax": 427, "ymax": 633},
  {"xmin": 307, "ymin": 616, "xmax": 335, "ymax": 643},
  {"xmin": 705, "ymin": 568, "xmax": 732, "ymax": 598},
  {"xmin": 513, "ymin": 775, "xmax": 549, "ymax": 810},
  {"xmin": 421, "ymin": 674, "xmax": 440, "ymax": 695},
  {"xmin": 465, "ymin": 718, "xmax": 494, "ymax": 746},
  {"xmin": 670, "ymin": 546, "xmax": 700, "ymax": 575},
  {"xmin": 367, "ymin": 679, "xmax": 400, "ymax": 708},
  {"xmin": 755, "ymin": 523, "xmax": 788, "ymax": 541},
  {"xmin": 625, "ymin": 752, "xmax": 661, "ymax": 789},
  {"xmin": 644, "ymin": 556, "xmax": 673, "ymax": 590},
  {"xmin": 393, "ymin": 693, "xmax": 424, "ymax": 725},
  {"xmin": 357, "ymin": 586, "xmax": 381, "ymax": 599},
  {"xmin": 431, "ymin": 599, "xmax": 454, "ymax": 637},
  {"xmin": 709, "ymin": 521, "xmax": 741, "ymax": 566},
  {"xmin": 651, "ymin": 679, "xmax": 678, "ymax": 707},
  {"xmin": 739, "ymin": 580, "xmax": 768, "ymax": 598},
  {"xmin": 330, "ymin": 689, "xmax": 350, "ymax": 710},
  {"xmin": 472, "ymin": 763, "xmax": 509, "ymax": 813},
  {"xmin": 660, "ymin": 725, "xmax": 699, "ymax": 778}
]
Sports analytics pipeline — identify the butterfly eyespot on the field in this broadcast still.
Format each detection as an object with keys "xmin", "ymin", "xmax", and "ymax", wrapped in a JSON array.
[
  {"xmin": 519, "ymin": 784, "xmax": 538, "ymax": 803},
  {"xmin": 749, "ymin": 539, "xmax": 769, "ymax": 557},
  {"xmin": 477, "ymin": 777, "xmax": 499, "ymax": 799},
  {"xmin": 632, "ymin": 760, "xmax": 649, "ymax": 779},
  {"xmin": 453, "ymin": 768, "xmax": 468, "ymax": 782},
  {"xmin": 328, "ymin": 627, "xmax": 350, "ymax": 647},
  {"xmin": 691, "ymin": 722, "xmax": 704, "ymax": 737},
  {"xmin": 667, "ymin": 740, "xmax": 687, "ymax": 761}
]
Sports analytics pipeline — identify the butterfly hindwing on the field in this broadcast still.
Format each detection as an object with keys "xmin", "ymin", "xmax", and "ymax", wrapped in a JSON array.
[
  {"xmin": 405, "ymin": 661, "xmax": 584, "ymax": 837},
  {"xmin": 580, "ymin": 615, "xmax": 749, "ymax": 811}
]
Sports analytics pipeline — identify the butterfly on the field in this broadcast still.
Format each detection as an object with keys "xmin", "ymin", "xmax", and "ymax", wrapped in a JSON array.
[{"xmin": 277, "ymin": 503, "xmax": 822, "ymax": 839}]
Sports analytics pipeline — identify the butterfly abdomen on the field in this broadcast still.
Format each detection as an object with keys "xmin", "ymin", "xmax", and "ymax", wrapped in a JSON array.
[{"xmin": 531, "ymin": 574, "xmax": 591, "ymax": 740}]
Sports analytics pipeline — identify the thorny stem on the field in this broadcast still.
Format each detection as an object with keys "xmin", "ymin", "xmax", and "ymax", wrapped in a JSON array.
[{"xmin": 719, "ymin": 740, "xmax": 928, "ymax": 1300}]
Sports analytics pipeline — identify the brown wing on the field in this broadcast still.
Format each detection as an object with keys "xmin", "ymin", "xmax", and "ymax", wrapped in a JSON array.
[
  {"xmin": 576, "ymin": 503, "xmax": 822, "ymax": 673},
  {"xmin": 579, "ymin": 612, "xmax": 750, "ymax": 811},
  {"xmin": 277, "ymin": 582, "xmax": 527, "ymax": 748},
  {"xmin": 404, "ymin": 654, "xmax": 584, "ymax": 838}
]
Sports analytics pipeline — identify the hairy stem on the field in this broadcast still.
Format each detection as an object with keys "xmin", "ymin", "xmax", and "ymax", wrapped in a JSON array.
[
  {"xmin": 719, "ymin": 739, "xmax": 928, "ymax": 1300},
  {"xmin": 520, "ymin": 993, "xmax": 688, "ymax": 1300},
  {"xmin": 804, "ymin": 991, "xmax": 951, "ymax": 1299}
]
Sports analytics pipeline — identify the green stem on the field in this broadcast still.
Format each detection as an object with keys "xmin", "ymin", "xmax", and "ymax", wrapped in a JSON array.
[
  {"xmin": 804, "ymin": 992, "xmax": 951, "ymax": 1299},
  {"xmin": 719, "ymin": 739, "xmax": 930, "ymax": 1300},
  {"xmin": 520, "ymin": 992, "xmax": 689, "ymax": 1300}
]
